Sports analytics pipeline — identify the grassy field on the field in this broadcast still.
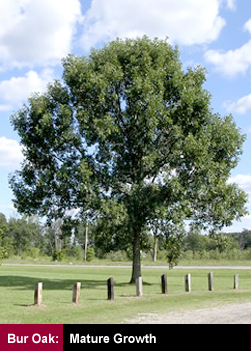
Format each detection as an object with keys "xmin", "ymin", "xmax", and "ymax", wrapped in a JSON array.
[
  {"xmin": 1, "ymin": 265, "xmax": 251, "ymax": 324},
  {"xmin": 4, "ymin": 255, "xmax": 251, "ymax": 267}
]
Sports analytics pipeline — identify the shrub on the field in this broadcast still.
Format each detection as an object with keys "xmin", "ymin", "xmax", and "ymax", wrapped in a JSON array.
[
  {"xmin": 53, "ymin": 249, "xmax": 67, "ymax": 261},
  {"xmin": 28, "ymin": 247, "xmax": 40, "ymax": 259},
  {"xmin": 71, "ymin": 246, "xmax": 84, "ymax": 260},
  {"xmin": 86, "ymin": 247, "xmax": 95, "ymax": 262},
  {"xmin": 104, "ymin": 250, "xmax": 129, "ymax": 262}
]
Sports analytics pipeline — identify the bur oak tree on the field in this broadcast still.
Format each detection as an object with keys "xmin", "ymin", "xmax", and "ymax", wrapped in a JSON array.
[{"xmin": 10, "ymin": 37, "xmax": 248, "ymax": 282}]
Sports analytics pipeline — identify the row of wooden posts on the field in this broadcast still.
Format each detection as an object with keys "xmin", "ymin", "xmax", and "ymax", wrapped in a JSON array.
[
  {"xmin": 34, "ymin": 273, "xmax": 240, "ymax": 305},
  {"xmin": 184, "ymin": 273, "xmax": 239, "ymax": 292}
]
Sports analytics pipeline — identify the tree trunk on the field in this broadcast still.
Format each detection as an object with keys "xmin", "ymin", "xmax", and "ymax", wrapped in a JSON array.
[
  {"xmin": 130, "ymin": 230, "xmax": 141, "ymax": 284},
  {"xmin": 84, "ymin": 222, "xmax": 88, "ymax": 262},
  {"xmin": 153, "ymin": 236, "xmax": 158, "ymax": 262}
]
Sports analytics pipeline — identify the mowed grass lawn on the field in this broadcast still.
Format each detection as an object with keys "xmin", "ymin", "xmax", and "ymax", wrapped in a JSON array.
[{"xmin": 1, "ymin": 265, "xmax": 251, "ymax": 324}]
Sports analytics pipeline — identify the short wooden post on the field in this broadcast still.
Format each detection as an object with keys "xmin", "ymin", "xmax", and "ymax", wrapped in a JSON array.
[
  {"xmin": 185, "ymin": 274, "xmax": 191, "ymax": 292},
  {"xmin": 34, "ymin": 282, "xmax": 43, "ymax": 306},
  {"xmin": 161, "ymin": 274, "xmax": 168, "ymax": 294},
  {"xmin": 208, "ymin": 273, "xmax": 214, "ymax": 291},
  {"xmin": 136, "ymin": 277, "xmax": 143, "ymax": 297},
  {"xmin": 72, "ymin": 282, "xmax": 81, "ymax": 304},
  {"xmin": 234, "ymin": 274, "xmax": 239, "ymax": 290},
  {"xmin": 107, "ymin": 277, "xmax": 114, "ymax": 300}
]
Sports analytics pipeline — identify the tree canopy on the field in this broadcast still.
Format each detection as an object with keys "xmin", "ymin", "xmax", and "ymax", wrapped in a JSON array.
[{"xmin": 10, "ymin": 37, "xmax": 248, "ymax": 282}]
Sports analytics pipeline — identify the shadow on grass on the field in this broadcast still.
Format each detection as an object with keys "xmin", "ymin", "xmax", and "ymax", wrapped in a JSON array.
[
  {"xmin": 0, "ymin": 276, "xmax": 107, "ymax": 291},
  {"xmin": 1, "ymin": 276, "xmax": 155, "ymax": 291},
  {"xmin": 116, "ymin": 281, "xmax": 153, "ymax": 287},
  {"xmin": 13, "ymin": 304, "xmax": 44, "ymax": 308}
]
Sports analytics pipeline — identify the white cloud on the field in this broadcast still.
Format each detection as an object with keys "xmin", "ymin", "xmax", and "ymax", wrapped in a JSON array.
[
  {"xmin": 209, "ymin": 18, "xmax": 251, "ymax": 114},
  {"xmin": 0, "ymin": 137, "xmax": 23, "ymax": 169},
  {"xmin": 224, "ymin": 0, "xmax": 236, "ymax": 11},
  {"xmin": 224, "ymin": 93, "xmax": 251, "ymax": 114},
  {"xmin": 0, "ymin": 69, "xmax": 54, "ymax": 110},
  {"xmin": 0, "ymin": 204, "xmax": 15, "ymax": 212},
  {"xmin": 210, "ymin": 18, "xmax": 251, "ymax": 115},
  {"xmin": 81, "ymin": 0, "xmax": 227, "ymax": 50},
  {"xmin": 205, "ymin": 41, "xmax": 251, "ymax": 77},
  {"xmin": 0, "ymin": 104, "xmax": 13, "ymax": 112},
  {"xmin": 229, "ymin": 174, "xmax": 251, "ymax": 195},
  {"xmin": 244, "ymin": 19, "xmax": 251, "ymax": 35},
  {"xmin": 224, "ymin": 215, "xmax": 251, "ymax": 233},
  {"xmin": 0, "ymin": 0, "xmax": 82, "ymax": 69},
  {"xmin": 227, "ymin": 174, "xmax": 251, "ymax": 230},
  {"xmin": 205, "ymin": 19, "xmax": 251, "ymax": 77}
]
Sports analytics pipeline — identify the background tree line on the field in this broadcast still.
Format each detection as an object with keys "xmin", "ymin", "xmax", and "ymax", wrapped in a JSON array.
[{"xmin": 1, "ymin": 212, "xmax": 251, "ymax": 266}]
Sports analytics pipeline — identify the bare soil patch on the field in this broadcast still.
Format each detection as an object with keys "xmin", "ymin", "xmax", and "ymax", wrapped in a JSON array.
[{"xmin": 129, "ymin": 302, "xmax": 251, "ymax": 324}]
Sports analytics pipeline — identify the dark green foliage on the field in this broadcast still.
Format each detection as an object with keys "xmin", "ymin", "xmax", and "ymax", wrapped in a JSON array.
[
  {"xmin": 86, "ymin": 246, "xmax": 95, "ymax": 262},
  {"xmin": 9, "ymin": 37, "xmax": 248, "ymax": 281},
  {"xmin": 0, "ymin": 214, "xmax": 43, "ymax": 259},
  {"xmin": 53, "ymin": 249, "xmax": 67, "ymax": 262},
  {"xmin": 229, "ymin": 229, "xmax": 251, "ymax": 250}
]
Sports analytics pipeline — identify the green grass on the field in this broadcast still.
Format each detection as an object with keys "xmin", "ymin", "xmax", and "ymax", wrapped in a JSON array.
[
  {"xmin": 1, "ymin": 265, "xmax": 251, "ymax": 324},
  {"xmin": 4, "ymin": 255, "xmax": 251, "ymax": 267}
]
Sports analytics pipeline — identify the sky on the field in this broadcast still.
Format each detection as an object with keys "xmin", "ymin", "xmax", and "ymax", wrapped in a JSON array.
[{"xmin": 0, "ymin": 0, "xmax": 251, "ymax": 232}]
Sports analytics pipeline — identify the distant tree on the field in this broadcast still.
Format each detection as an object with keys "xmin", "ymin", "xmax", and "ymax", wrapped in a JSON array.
[
  {"xmin": 0, "ymin": 213, "xmax": 7, "ymax": 229},
  {"xmin": 0, "ymin": 213, "xmax": 8, "ymax": 262},
  {"xmin": 6, "ymin": 216, "xmax": 42, "ymax": 256},
  {"xmin": 229, "ymin": 229, "xmax": 251, "ymax": 250},
  {"xmin": 212, "ymin": 233, "xmax": 234, "ymax": 253},
  {"xmin": 10, "ymin": 37, "xmax": 248, "ymax": 282},
  {"xmin": 43, "ymin": 218, "xmax": 74, "ymax": 260},
  {"xmin": 163, "ymin": 222, "xmax": 185, "ymax": 269},
  {"xmin": 186, "ymin": 229, "xmax": 206, "ymax": 254}
]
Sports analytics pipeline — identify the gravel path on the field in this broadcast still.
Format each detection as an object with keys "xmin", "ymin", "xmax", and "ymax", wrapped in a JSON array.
[{"xmin": 130, "ymin": 302, "xmax": 251, "ymax": 324}]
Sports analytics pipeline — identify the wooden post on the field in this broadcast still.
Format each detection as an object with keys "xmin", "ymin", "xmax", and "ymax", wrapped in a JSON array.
[
  {"xmin": 185, "ymin": 274, "xmax": 191, "ymax": 292},
  {"xmin": 34, "ymin": 282, "xmax": 43, "ymax": 306},
  {"xmin": 72, "ymin": 282, "xmax": 81, "ymax": 304},
  {"xmin": 136, "ymin": 276, "xmax": 143, "ymax": 297},
  {"xmin": 107, "ymin": 277, "xmax": 114, "ymax": 300},
  {"xmin": 161, "ymin": 274, "xmax": 168, "ymax": 294},
  {"xmin": 208, "ymin": 273, "xmax": 214, "ymax": 291},
  {"xmin": 234, "ymin": 274, "xmax": 239, "ymax": 290}
]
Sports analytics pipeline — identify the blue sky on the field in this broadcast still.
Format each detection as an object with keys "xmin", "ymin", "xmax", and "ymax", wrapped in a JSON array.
[{"xmin": 0, "ymin": 0, "xmax": 251, "ymax": 232}]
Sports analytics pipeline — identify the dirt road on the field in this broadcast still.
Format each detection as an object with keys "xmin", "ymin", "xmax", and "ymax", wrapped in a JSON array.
[{"xmin": 131, "ymin": 302, "xmax": 251, "ymax": 324}]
